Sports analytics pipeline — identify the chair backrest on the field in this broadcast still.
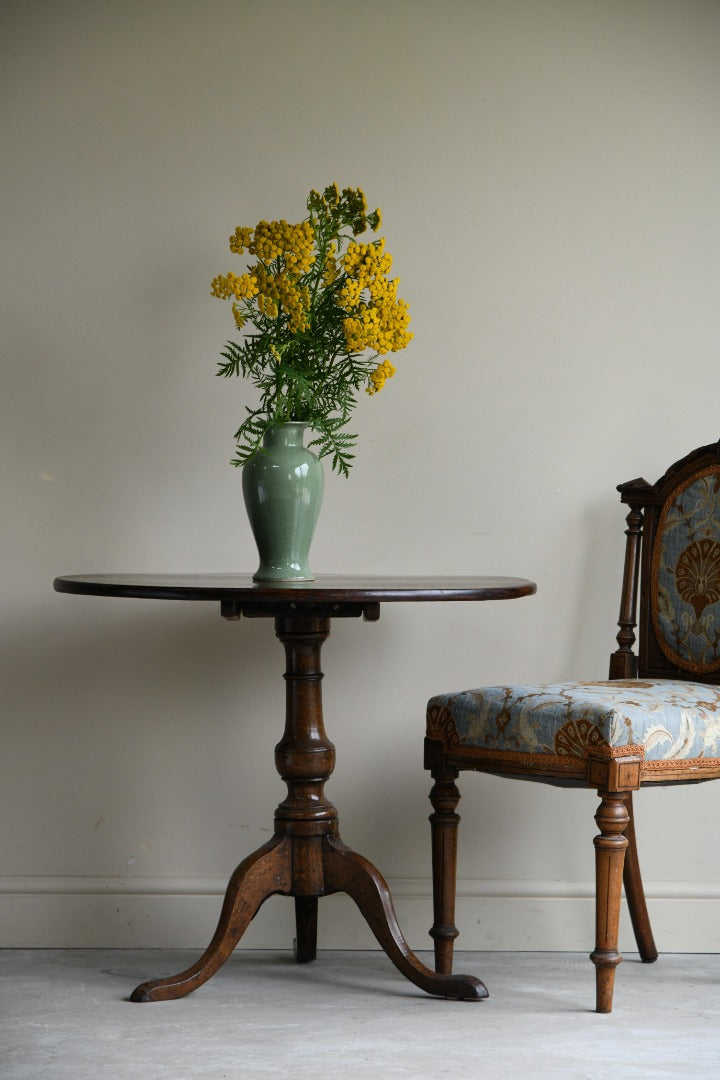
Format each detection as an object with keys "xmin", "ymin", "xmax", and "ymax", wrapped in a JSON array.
[{"xmin": 610, "ymin": 440, "xmax": 720, "ymax": 685}]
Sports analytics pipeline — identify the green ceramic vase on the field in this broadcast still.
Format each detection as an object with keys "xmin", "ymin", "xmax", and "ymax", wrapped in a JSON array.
[{"xmin": 242, "ymin": 422, "xmax": 324, "ymax": 582}]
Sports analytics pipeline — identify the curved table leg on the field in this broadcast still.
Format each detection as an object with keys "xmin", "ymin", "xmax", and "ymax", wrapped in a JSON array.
[
  {"xmin": 130, "ymin": 835, "xmax": 292, "ymax": 1002},
  {"xmin": 324, "ymin": 836, "xmax": 487, "ymax": 1000}
]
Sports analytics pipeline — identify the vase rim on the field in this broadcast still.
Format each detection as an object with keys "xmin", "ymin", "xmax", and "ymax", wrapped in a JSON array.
[{"xmin": 262, "ymin": 420, "xmax": 312, "ymax": 447}]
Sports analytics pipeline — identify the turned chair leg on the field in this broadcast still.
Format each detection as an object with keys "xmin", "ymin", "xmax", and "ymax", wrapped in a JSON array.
[
  {"xmin": 428, "ymin": 771, "xmax": 461, "ymax": 974},
  {"xmin": 590, "ymin": 789, "xmax": 629, "ymax": 1013},
  {"xmin": 622, "ymin": 792, "xmax": 658, "ymax": 963}
]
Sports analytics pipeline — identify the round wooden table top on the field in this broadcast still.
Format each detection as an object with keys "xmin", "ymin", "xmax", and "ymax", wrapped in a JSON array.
[{"xmin": 53, "ymin": 573, "xmax": 536, "ymax": 604}]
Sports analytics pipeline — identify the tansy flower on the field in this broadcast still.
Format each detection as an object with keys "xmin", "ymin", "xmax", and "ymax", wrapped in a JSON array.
[
  {"xmin": 210, "ymin": 271, "xmax": 259, "ymax": 301},
  {"xmin": 229, "ymin": 226, "xmax": 254, "ymax": 255},
  {"xmin": 210, "ymin": 184, "xmax": 411, "ymax": 477},
  {"xmin": 366, "ymin": 358, "xmax": 397, "ymax": 395}
]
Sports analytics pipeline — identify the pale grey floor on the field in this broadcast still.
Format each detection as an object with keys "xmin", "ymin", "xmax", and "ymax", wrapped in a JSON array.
[{"xmin": 1, "ymin": 949, "xmax": 719, "ymax": 1079}]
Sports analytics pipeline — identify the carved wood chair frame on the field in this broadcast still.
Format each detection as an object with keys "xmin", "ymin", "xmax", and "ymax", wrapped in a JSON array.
[{"xmin": 425, "ymin": 440, "xmax": 720, "ymax": 1012}]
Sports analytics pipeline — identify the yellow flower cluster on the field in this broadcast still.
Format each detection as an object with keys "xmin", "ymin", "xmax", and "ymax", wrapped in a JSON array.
[
  {"xmin": 324, "ymin": 242, "xmax": 339, "ymax": 285},
  {"xmin": 210, "ymin": 270, "xmax": 259, "ymax": 302},
  {"xmin": 341, "ymin": 238, "xmax": 393, "ymax": 290},
  {"xmin": 229, "ymin": 226, "xmax": 253, "ymax": 254},
  {"xmin": 343, "ymin": 308, "xmax": 381, "ymax": 352},
  {"xmin": 339, "ymin": 238, "xmax": 413, "ymax": 363},
  {"xmin": 373, "ymin": 291, "xmax": 412, "ymax": 354},
  {"xmin": 367, "ymin": 358, "xmax": 397, "ymax": 395},
  {"xmin": 252, "ymin": 263, "xmax": 310, "ymax": 333},
  {"xmin": 228, "ymin": 220, "xmax": 315, "ymax": 276},
  {"xmin": 249, "ymin": 219, "xmax": 315, "ymax": 276},
  {"xmin": 342, "ymin": 297, "xmax": 412, "ymax": 357},
  {"xmin": 213, "ymin": 218, "xmax": 316, "ymax": 330}
]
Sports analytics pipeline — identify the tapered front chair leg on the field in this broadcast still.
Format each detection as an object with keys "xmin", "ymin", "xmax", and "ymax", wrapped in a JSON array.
[
  {"xmin": 428, "ymin": 772, "xmax": 461, "ymax": 975},
  {"xmin": 590, "ymin": 790, "xmax": 629, "ymax": 1014}
]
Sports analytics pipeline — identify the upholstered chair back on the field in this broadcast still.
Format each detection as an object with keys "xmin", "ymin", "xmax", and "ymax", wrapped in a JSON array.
[{"xmin": 612, "ymin": 442, "xmax": 720, "ymax": 686}]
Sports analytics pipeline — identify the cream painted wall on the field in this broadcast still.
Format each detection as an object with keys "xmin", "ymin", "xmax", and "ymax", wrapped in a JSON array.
[{"xmin": 2, "ymin": 0, "xmax": 720, "ymax": 954}]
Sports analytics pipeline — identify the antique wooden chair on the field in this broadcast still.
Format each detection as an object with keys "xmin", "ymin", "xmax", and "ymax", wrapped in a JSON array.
[{"xmin": 425, "ymin": 441, "xmax": 720, "ymax": 1012}]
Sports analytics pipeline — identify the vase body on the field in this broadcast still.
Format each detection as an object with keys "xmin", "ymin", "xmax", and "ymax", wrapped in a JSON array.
[{"xmin": 242, "ymin": 422, "xmax": 324, "ymax": 582}]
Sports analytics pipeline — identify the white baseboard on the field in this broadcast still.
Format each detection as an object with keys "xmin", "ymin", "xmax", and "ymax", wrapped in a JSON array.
[{"xmin": 1, "ymin": 876, "xmax": 718, "ymax": 952}]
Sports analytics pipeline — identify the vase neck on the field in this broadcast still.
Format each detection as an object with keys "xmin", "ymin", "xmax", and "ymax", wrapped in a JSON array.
[{"xmin": 264, "ymin": 422, "xmax": 308, "ymax": 449}]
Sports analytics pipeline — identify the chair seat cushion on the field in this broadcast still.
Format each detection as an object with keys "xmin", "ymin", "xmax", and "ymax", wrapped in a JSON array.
[{"xmin": 427, "ymin": 679, "xmax": 720, "ymax": 761}]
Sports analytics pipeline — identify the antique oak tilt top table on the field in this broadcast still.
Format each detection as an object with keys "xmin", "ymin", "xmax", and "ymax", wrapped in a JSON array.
[{"xmin": 53, "ymin": 573, "xmax": 536, "ymax": 1002}]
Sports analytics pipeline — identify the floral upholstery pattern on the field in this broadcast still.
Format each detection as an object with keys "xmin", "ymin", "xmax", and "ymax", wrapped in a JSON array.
[
  {"xmin": 652, "ymin": 467, "xmax": 720, "ymax": 674},
  {"xmin": 427, "ymin": 679, "xmax": 720, "ymax": 762}
]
